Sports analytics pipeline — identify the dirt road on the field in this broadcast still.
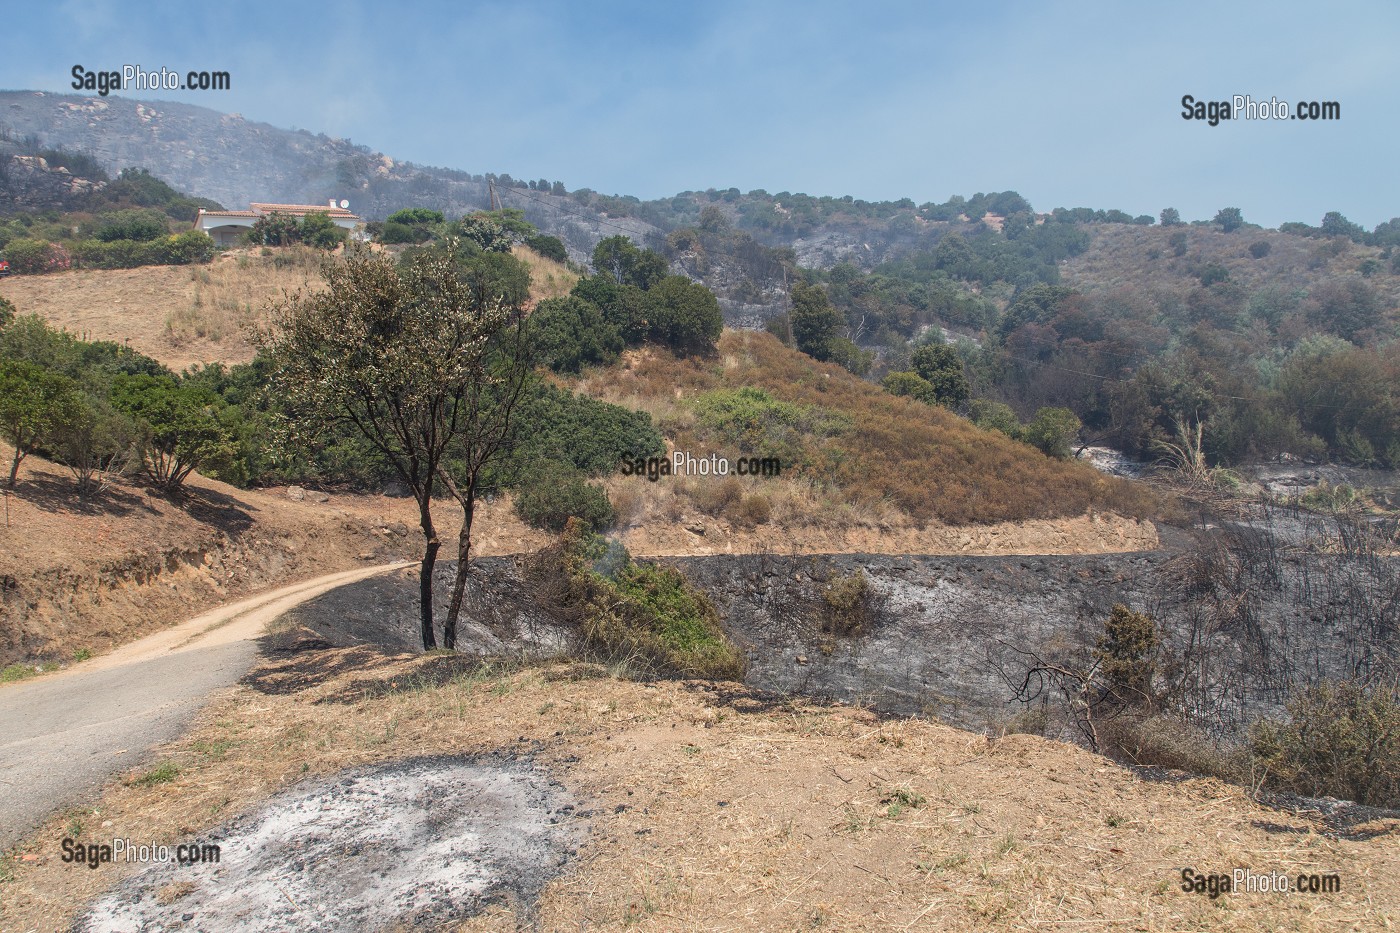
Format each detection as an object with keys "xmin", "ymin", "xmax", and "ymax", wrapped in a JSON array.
[{"xmin": 0, "ymin": 562, "xmax": 411, "ymax": 852}]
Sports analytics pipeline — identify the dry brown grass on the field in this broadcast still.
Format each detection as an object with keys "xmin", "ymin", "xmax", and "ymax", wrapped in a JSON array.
[
  {"xmin": 0, "ymin": 244, "xmax": 576, "ymax": 373},
  {"xmin": 1065, "ymin": 224, "xmax": 1400, "ymax": 308},
  {"xmin": 575, "ymin": 332, "xmax": 1162, "ymax": 528},
  {"xmin": 4, "ymin": 649, "xmax": 1394, "ymax": 931},
  {"xmin": 513, "ymin": 243, "xmax": 579, "ymax": 305},
  {"xmin": 0, "ymin": 246, "xmax": 327, "ymax": 369}
]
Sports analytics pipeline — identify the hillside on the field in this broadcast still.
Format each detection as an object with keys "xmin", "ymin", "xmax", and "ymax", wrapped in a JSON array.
[
  {"xmin": 571, "ymin": 330, "xmax": 1157, "ymax": 528},
  {"xmin": 0, "ymin": 243, "xmax": 573, "ymax": 370},
  {"xmin": 0, "ymin": 446, "xmax": 553, "ymax": 670}
]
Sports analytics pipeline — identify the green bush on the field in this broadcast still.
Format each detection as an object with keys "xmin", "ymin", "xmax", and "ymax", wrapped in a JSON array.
[
  {"xmin": 531, "ymin": 521, "xmax": 746, "ymax": 679},
  {"xmin": 4, "ymin": 238, "xmax": 71, "ymax": 274},
  {"xmin": 1023, "ymin": 407, "xmax": 1081, "ymax": 459},
  {"xmin": 1250, "ymin": 680, "xmax": 1400, "ymax": 807},
  {"xmin": 647, "ymin": 274, "xmax": 723, "ymax": 355},
  {"xmin": 968, "ymin": 399, "xmax": 1023, "ymax": 438},
  {"xmin": 690, "ymin": 386, "xmax": 849, "ymax": 467},
  {"xmin": 882, "ymin": 370, "xmax": 937, "ymax": 405},
  {"xmin": 525, "ymin": 233, "xmax": 569, "ymax": 263},
  {"xmin": 530, "ymin": 296, "xmax": 623, "ymax": 373},
  {"xmin": 157, "ymin": 230, "xmax": 217, "ymax": 264},
  {"xmin": 513, "ymin": 465, "xmax": 615, "ymax": 533},
  {"xmin": 94, "ymin": 209, "xmax": 168, "ymax": 242},
  {"xmin": 1093, "ymin": 604, "xmax": 1159, "ymax": 706}
]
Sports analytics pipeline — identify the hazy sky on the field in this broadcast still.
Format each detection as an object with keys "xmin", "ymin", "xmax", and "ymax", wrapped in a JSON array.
[{"xmin": 3, "ymin": 0, "xmax": 1397, "ymax": 227}]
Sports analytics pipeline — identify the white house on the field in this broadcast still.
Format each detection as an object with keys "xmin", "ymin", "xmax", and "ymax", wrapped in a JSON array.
[{"xmin": 194, "ymin": 199, "xmax": 365, "ymax": 246}]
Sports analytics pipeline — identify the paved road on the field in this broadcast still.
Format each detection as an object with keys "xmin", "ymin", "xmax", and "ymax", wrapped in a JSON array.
[{"xmin": 0, "ymin": 562, "xmax": 411, "ymax": 852}]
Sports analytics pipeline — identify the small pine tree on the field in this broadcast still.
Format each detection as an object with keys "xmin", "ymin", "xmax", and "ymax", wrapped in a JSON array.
[{"xmin": 1094, "ymin": 604, "xmax": 1159, "ymax": 707}]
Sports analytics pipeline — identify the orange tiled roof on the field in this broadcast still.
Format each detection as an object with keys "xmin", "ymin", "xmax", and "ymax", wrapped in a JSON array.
[
  {"xmin": 249, "ymin": 202, "xmax": 359, "ymax": 218},
  {"xmin": 199, "ymin": 209, "xmax": 261, "ymax": 218}
]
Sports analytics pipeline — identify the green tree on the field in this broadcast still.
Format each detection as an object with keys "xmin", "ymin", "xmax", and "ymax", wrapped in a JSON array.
[
  {"xmin": 1093, "ymin": 604, "xmax": 1159, "ymax": 707},
  {"xmin": 1214, "ymin": 207, "xmax": 1245, "ymax": 233},
  {"xmin": 1023, "ymin": 406, "xmax": 1081, "ymax": 458},
  {"xmin": 456, "ymin": 213, "xmax": 515, "ymax": 253},
  {"xmin": 51, "ymin": 397, "xmax": 141, "ymax": 497},
  {"xmin": 386, "ymin": 208, "xmax": 445, "ymax": 227},
  {"xmin": 592, "ymin": 235, "xmax": 668, "ymax": 289},
  {"xmin": 109, "ymin": 374, "xmax": 237, "ymax": 492},
  {"xmin": 530, "ymin": 296, "xmax": 623, "ymax": 372},
  {"xmin": 524, "ymin": 233, "xmax": 568, "ymax": 263},
  {"xmin": 1159, "ymin": 207, "xmax": 1182, "ymax": 226},
  {"xmin": 94, "ymin": 209, "xmax": 168, "ymax": 242},
  {"xmin": 789, "ymin": 282, "xmax": 843, "ymax": 361},
  {"xmin": 262, "ymin": 243, "xmax": 533, "ymax": 650},
  {"xmin": 910, "ymin": 343, "xmax": 971, "ymax": 408},
  {"xmin": 1320, "ymin": 211, "xmax": 1364, "ymax": 241},
  {"xmin": 647, "ymin": 275, "xmax": 723, "ymax": 354},
  {"xmin": 0, "ymin": 296, "xmax": 14, "ymax": 330},
  {"xmin": 0, "ymin": 360, "xmax": 82, "ymax": 488},
  {"xmin": 248, "ymin": 212, "xmax": 302, "ymax": 246},
  {"xmin": 299, "ymin": 212, "xmax": 348, "ymax": 250}
]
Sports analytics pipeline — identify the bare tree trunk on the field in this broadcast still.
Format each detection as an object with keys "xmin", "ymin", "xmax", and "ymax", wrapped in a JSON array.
[
  {"xmin": 441, "ymin": 481, "xmax": 476, "ymax": 650},
  {"xmin": 417, "ymin": 496, "xmax": 439, "ymax": 651}
]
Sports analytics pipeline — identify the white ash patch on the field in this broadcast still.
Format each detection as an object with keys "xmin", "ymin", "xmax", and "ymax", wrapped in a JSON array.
[{"xmin": 75, "ymin": 755, "xmax": 582, "ymax": 932}]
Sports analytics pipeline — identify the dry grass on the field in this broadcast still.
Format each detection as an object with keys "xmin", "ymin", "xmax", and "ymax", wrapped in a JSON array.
[
  {"xmin": 575, "ymin": 332, "xmax": 1162, "ymax": 528},
  {"xmin": 0, "ymin": 244, "xmax": 575, "ymax": 373},
  {"xmin": 513, "ymin": 243, "xmax": 580, "ymax": 305},
  {"xmin": 1065, "ymin": 224, "xmax": 1400, "ymax": 307},
  {"xmin": 0, "ymin": 247, "xmax": 327, "ymax": 370},
  {"xmin": 4, "ymin": 649, "xmax": 1395, "ymax": 931}
]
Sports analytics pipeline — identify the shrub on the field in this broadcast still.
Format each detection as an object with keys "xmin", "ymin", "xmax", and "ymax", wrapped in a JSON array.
[
  {"xmin": 1250, "ymin": 680, "xmax": 1400, "ymax": 807},
  {"xmin": 525, "ymin": 233, "xmax": 569, "ymax": 263},
  {"xmin": 95, "ymin": 209, "xmax": 167, "ymax": 242},
  {"xmin": 1023, "ymin": 407, "xmax": 1081, "ymax": 459},
  {"xmin": 530, "ymin": 296, "xmax": 622, "ymax": 373},
  {"xmin": 734, "ymin": 494, "xmax": 772, "ymax": 526},
  {"xmin": 1248, "ymin": 240, "xmax": 1272, "ymax": 259},
  {"xmin": 688, "ymin": 476, "xmax": 744, "ymax": 516},
  {"xmin": 1100, "ymin": 715, "xmax": 1246, "ymax": 782},
  {"xmin": 690, "ymin": 386, "xmax": 849, "ymax": 467},
  {"xmin": 881, "ymin": 370, "xmax": 936, "ymax": 404},
  {"xmin": 647, "ymin": 274, "xmax": 723, "ymax": 355},
  {"xmin": 513, "ymin": 464, "xmax": 615, "ymax": 533},
  {"xmin": 157, "ymin": 230, "xmax": 217, "ymax": 264},
  {"xmin": 820, "ymin": 569, "xmax": 876, "ymax": 637},
  {"xmin": 1093, "ymin": 604, "xmax": 1159, "ymax": 707},
  {"xmin": 968, "ymin": 399, "xmax": 1023, "ymax": 438},
  {"xmin": 4, "ymin": 238, "xmax": 71, "ymax": 274},
  {"xmin": 530, "ymin": 520, "xmax": 746, "ymax": 679}
]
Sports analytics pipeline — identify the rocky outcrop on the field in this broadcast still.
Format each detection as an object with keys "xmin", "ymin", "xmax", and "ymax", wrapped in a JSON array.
[{"xmin": 0, "ymin": 153, "xmax": 106, "ymax": 211}]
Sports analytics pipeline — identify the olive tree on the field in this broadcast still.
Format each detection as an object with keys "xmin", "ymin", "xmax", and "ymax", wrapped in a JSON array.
[{"xmin": 260, "ymin": 243, "xmax": 532, "ymax": 650}]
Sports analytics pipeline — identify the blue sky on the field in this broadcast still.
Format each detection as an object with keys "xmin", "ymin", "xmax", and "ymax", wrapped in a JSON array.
[{"xmin": 3, "ymin": 0, "xmax": 1398, "ymax": 227}]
